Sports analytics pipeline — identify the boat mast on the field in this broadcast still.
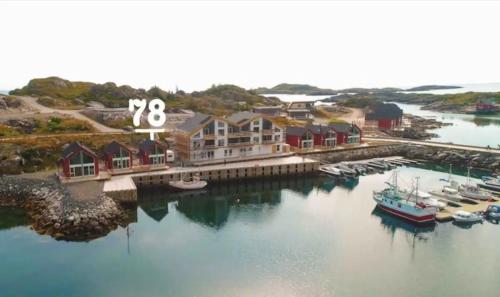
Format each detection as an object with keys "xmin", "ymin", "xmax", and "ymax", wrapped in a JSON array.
[
  {"xmin": 467, "ymin": 167, "xmax": 471, "ymax": 185},
  {"xmin": 415, "ymin": 177, "xmax": 420, "ymax": 204},
  {"xmin": 448, "ymin": 164, "xmax": 452, "ymax": 183}
]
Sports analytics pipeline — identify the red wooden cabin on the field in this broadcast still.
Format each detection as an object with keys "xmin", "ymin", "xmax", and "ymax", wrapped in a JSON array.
[
  {"xmin": 58, "ymin": 142, "xmax": 99, "ymax": 178},
  {"xmin": 138, "ymin": 139, "xmax": 169, "ymax": 165},
  {"xmin": 102, "ymin": 140, "xmax": 133, "ymax": 171},
  {"xmin": 365, "ymin": 103, "xmax": 403, "ymax": 130}
]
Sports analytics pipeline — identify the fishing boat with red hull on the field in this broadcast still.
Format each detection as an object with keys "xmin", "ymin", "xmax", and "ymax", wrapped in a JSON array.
[{"xmin": 373, "ymin": 173, "xmax": 437, "ymax": 224}]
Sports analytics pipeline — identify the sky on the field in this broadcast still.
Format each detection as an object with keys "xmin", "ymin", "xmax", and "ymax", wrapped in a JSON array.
[{"xmin": 1, "ymin": 1, "xmax": 500, "ymax": 92}]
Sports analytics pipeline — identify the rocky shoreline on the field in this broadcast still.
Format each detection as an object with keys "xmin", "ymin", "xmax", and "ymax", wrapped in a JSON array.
[
  {"xmin": 385, "ymin": 114, "xmax": 451, "ymax": 140},
  {"xmin": 0, "ymin": 176, "xmax": 128, "ymax": 241},
  {"xmin": 304, "ymin": 144, "xmax": 500, "ymax": 175}
]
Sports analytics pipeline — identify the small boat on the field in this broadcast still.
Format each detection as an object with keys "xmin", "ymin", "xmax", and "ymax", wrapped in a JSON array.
[
  {"xmin": 452, "ymin": 210, "xmax": 484, "ymax": 223},
  {"xmin": 336, "ymin": 164, "xmax": 357, "ymax": 177},
  {"xmin": 349, "ymin": 164, "xmax": 367, "ymax": 175},
  {"xmin": 169, "ymin": 173, "xmax": 208, "ymax": 190},
  {"xmin": 373, "ymin": 173, "xmax": 436, "ymax": 224},
  {"xmin": 478, "ymin": 176, "xmax": 500, "ymax": 193},
  {"xmin": 429, "ymin": 186, "xmax": 463, "ymax": 202},
  {"xmin": 319, "ymin": 166, "xmax": 341, "ymax": 176},
  {"xmin": 367, "ymin": 161, "xmax": 387, "ymax": 170},
  {"xmin": 485, "ymin": 205, "xmax": 500, "ymax": 219},
  {"xmin": 458, "ymin": 168, "xmax": 493, "ymax": 201}
]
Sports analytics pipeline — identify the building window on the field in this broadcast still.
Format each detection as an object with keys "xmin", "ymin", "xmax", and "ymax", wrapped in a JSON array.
[
  {"xmin": 276, "ymin": 145, "xmax": 281, "ymax": 152},
  {"xmin": 274, "ymin": 135, "xmax": 281, "ymax": 141},
  {"xmin": 253, "ymin": 137, "xmax": 259, "ymax": 143},
  {"xmin": 218, "ymin": 139, "xmax": 225, "ymax": 147},
  {"xmin": 69, "ymin": 151, "xmax": 95, "ymax": 177}
]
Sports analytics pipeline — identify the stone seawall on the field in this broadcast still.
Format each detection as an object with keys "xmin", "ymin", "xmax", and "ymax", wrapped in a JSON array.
[
  {"xmin": 0, "ymin": 176, "xmax": 128, "ymax": 241},
  {"xmin": 302, "ymin": 144, "xmax": 500, "ymax": 174}
]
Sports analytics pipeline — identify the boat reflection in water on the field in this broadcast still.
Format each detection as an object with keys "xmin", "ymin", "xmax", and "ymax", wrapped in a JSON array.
[
  {"xmin": 138, "ymin": 175, "xmax": 329, "ymax": 228},
  {"xmin": 371, "ymin": 207, "xmax": 436, "ymax": 251}
]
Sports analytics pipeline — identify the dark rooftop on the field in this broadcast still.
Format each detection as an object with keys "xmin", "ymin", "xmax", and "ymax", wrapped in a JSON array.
[
  {"xmin": 227, "ymin": 111, "xmax": 259, "ymax": 124},
  {"xmin": 365, "ymin": 103, "xmax": 403, "ymax": 120},
  {"xmin": 286, "ymin": 126, "xmax": 308, "ymax": 137},
  {"xmin": 176, "ymin": 113, "xmax": 211, "ymax": 132},
  {"xmin": 61, "ymin": 141, "xmax": 97, "ymax": 159}
]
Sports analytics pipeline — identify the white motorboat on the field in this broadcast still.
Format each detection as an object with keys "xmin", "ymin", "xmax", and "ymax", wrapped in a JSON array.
[
  {"xmin": 169, "ymin": 173, "xmax": 208, "ymax": 190},
  {"xmin": 319, "ymin": 166, "xmax": 341, "ymax": 176},
  {"xmin": 398, "ymin": 186, "xmax": 447, "ymax": 210},
  {"xmin": 452, "ymin": 210, "xmax": 484, "ymax": 223},
  {"xmin": 429, "ymin": 186, "xmax": 463, "ymax": 202}
]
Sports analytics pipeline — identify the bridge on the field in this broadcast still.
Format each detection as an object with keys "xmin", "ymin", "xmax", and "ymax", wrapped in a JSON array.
[{"xmin": 364, "ymin": 137, "xmax": 500, "ymax": 155}]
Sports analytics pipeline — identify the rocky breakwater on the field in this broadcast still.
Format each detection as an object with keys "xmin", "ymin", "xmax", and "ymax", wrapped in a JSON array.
[
  {"xmin": 0, "ymin": 176, "xmax": 128, "ymax": 241},
  {"xmin": 404, "ymin": 145, "xmax": 500, "ymax": 174},
  {"xmin": 304, "ymin": 144, "xmax": 500, "ymax": 174}
]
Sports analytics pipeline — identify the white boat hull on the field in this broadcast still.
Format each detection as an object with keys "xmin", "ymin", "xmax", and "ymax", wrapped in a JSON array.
[{"xmin": 169, "ymin": 180, "xmax": 208, "ymax": 190}]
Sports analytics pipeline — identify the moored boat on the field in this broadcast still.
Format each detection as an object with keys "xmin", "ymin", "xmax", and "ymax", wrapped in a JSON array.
[
  {"xmin": 485, "ymin": 205, "xmax": 500, "ymax": 219},
  {"xmin": 373, "ymin": 173, "xmax": 436, "ymax": 224},
  {"xmin": 477, "ymin": 176, "xmax": 500, "ymax": 193},
  {"xmin": 319, "ymin": 166, "xmax": 341, "ymax": 176},
  {"xmin": 458, "ymin": 168, "xmax": 493, "ymax": 201},
  {"xmin": 169, "ymin": 173, "xmax": 208, "ymax": 190},
  {"xmin": 452, "ymin": 210, "xmax": 484, "ymax": 223}
]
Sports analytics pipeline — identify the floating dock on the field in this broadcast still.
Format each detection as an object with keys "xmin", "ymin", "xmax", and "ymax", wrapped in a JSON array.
[{"xmin": 436, "ymin": 199, "xmax": 498, "ymax": 222}]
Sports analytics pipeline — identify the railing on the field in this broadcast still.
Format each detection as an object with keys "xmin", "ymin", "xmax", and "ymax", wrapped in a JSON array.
[
  {"xmin": 262, "ymin": 129, "xmax": 273, "ymax": 135},
  {"xmin": 203, "ymin": 134, "xmax": 216, "ymax": 140},
  {"xmin": 228, "ymin": 142, "xmax": 252, "ymax": 147},
  {"xmin": 228, "ymin": 131, "xmax": 252, "ymax": 137}
]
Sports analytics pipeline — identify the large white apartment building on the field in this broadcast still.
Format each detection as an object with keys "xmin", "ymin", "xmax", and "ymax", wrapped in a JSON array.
[{"xmin": 175, "ymin": 112, "xmax": 287, "ymax": 162}]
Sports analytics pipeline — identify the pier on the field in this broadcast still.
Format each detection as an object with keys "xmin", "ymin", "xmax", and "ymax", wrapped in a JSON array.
[{"xmin": 102, "ymin": 156, "xmax": 320, "ymax": 202}]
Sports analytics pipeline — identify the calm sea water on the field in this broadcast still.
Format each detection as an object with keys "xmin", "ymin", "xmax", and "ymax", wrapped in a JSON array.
[
  {"xmin": 393, "ymin": 102, "xmax": 500, "ymax": 147},
  {"xmin": 1, "ymin": 166, "xmax": 499, "ymax": 297}
]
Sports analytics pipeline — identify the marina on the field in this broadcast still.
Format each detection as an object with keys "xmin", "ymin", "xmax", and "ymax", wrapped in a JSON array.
[
  {"xmin": 2, "ymin": 166, "xmax": 500, "ymax": 297},
  {"xmin": 319, "ymin": 157, "xmax": 499, "ymax": 222}
]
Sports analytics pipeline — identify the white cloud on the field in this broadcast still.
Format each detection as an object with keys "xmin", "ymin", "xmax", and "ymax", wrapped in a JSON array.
[{"xmin": 1, "ymin": 1, "xmax": 499, "ymax": 91}]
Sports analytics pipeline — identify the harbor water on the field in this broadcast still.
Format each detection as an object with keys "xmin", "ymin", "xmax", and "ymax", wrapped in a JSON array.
[
  {"xmin": 393, "ymin": 102, "xmax": 500, "ymax": 147},
  {"xmin": 1, "ymin": 166, "xmax": 499, "ymax": 297}
]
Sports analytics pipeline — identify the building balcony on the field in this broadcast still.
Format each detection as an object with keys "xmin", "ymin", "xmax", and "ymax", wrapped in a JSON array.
[
  {"xmin": 227, "ymin": 142, "xmax": 252, "ymax": 147},
  {"xmin": 203, "ymin": 134, "xmax": 216, "ymax": 140},
  {"xmin": 262, "ymin": 140, "xmax": 277, "ymax": 144},
  {"xmin": 262, "ymin": 129, "xmax": 273, "ymax": 135},
  {"xmin": 228, "ymin": 131, "xmax": 252, "ymax": 137}
]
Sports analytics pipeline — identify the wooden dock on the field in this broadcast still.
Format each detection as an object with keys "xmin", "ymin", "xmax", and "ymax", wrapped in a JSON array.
[
  {"xmin": 103, "ymin": 176, "xmax": 137, "ymax": 203},
  {"xmin": 436, "ymin": 199, "xmax": 498, "ymax": 222},
  {"xmin": 102, "ymin": 156, "xmax": 320, "ymax": 203}
]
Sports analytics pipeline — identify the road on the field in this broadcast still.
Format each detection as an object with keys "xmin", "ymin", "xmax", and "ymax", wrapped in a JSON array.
[
  {"xmin": 364, "ymin": 136, "xmax": 500, "ymax": 155},
  {"xmin": 13, "ymin": 96, "xmax": 123, "ymax": 133},
  {"xmin": 0, "ymin": 132, "xmax": 130, "ymax": 142}
]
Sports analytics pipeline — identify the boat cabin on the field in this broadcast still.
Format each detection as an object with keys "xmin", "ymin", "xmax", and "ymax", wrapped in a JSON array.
[{"xmin": 58, "ymin": 141, "xmax": 99, "ymax": 178}]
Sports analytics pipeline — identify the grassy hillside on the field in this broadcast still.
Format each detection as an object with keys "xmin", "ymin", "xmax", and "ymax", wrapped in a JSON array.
[
  {"xmin": 253, "ymin": 83, "xmax": 338, "ymax": 95},
  {"xmin": 10, "ymin": 77, "xmax": 283, "ymax": 114},
  {"xmin": 170, "ymin": 84, "xmax": 281, "ymax": 116},
  {"xmin": 325, "ymin": 91, "xmax": 500, "ymax": 108}
]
